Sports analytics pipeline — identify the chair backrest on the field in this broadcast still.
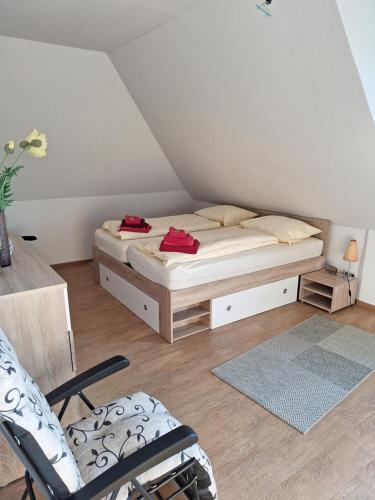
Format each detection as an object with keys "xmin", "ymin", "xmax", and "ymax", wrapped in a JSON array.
[{"xmin": 0, "ymin": 328, "xmax": 83, "ymax": 497}]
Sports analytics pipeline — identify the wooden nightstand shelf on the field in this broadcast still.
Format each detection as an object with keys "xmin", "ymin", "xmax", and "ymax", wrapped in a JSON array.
[{"xmin": 299, "ymin": 270, "xmax": 358, "ymax": 313}]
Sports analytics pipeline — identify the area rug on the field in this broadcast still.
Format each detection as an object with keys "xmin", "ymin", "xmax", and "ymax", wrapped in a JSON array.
[{"xmin": 212, "ymin": 315, "xmax": 375, "ymax": 433}]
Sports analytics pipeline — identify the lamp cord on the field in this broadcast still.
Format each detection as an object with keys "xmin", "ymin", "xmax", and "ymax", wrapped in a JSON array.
[
  {"xmin": 347, "ymin": 274, "xmax": 353, "ymax": 307},
  {"xmin": 346, "ymin": 262, "xmax": 353, "ymax": 308}
]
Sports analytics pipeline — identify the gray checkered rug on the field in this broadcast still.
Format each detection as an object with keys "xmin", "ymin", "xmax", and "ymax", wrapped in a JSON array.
[{"xmin": 212, "ymin": 315, "xmax": 375, "ymax": 433}]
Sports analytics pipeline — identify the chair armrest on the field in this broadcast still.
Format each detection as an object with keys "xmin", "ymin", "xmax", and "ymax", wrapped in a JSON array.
[
  {"xmin": 70, "ymin": 425, "xmax": 198, "ymax": 500},
  {"xmin": 46, "ymin": 355, "xmax": 130, "ymax": 406}
]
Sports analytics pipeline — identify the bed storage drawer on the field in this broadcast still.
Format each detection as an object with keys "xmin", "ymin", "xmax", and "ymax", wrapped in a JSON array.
[
  {"xmin": 211, "ymin": 276, "xmax": 299, "ymax": 328},
  {"xmin": 99, "ymin": 264, "xmax": 159, "ymax": 333}
]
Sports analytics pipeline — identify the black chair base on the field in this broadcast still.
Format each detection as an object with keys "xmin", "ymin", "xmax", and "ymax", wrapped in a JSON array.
[{"xmin": 21, "ymin": 457, "xmax": 213, "ymax": 500}]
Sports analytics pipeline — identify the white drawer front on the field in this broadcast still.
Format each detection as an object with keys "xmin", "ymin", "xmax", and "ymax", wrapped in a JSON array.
[
  {"xmin": 99, "ymin": 264, "xmax": 159, "ymax": 333},
  {"xmin": 211, "ymin": 276, "xmax": 299, "ymax": 329}
]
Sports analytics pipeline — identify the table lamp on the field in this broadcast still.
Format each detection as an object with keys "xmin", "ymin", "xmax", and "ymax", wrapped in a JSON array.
[{"xmin": 343, "ymin": 239, "xmax": 358, "ymax": 278}]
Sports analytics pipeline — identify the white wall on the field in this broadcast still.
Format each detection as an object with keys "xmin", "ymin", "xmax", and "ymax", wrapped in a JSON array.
[
  {"xmin": 325, "ymin": 223, "xmax": 375, "ymax": 303},
  {"xmin": 0, "ymin": 35, "xmax": 183, "ymax": 200},
  {"xmin": 326, "ymin": 224, "xmax": 367, "ymax": 277},
  {"xmin": 358, "ymin": 230, "xmax": 375, "ymax": 306},
  {"xmin": 7, "ymin": 191, "xmax": 201, "ymax": 264},
  {"xmin": 337, "ymin": 0, "xmax": 375, "ymax": 122},
  {"xmin": 0, "ymin": 35, "xmax": 196, "ymax": 262},
  {"xmin": 110, "ymin": 0, "xmax": 375, "ymax": 229}
]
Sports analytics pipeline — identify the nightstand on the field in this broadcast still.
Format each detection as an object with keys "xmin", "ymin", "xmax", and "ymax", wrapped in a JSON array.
[{"xmin": 299, "ymin": 270, "xmax": 358, "ymax": 313}]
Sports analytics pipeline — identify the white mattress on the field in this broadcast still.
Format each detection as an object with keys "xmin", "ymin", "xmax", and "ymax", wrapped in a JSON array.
[{"xmin": 127, "ymin": 238, "xmax": 324, "ymax": 290}]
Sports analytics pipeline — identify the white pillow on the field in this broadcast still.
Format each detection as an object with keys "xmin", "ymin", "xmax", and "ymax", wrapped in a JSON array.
[
  {"xmin": 195, "ymin": 205, "xmax": 258, "ymax": 227},
  {"xmin": 240, "ymin": 215, "xmax": 321, "ymax": 244}
]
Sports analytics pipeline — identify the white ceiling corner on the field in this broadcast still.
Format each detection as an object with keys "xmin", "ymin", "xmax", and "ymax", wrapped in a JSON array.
[{"xmin": 0, "ymin": 0, "xmax": 204, "ymax": 52}]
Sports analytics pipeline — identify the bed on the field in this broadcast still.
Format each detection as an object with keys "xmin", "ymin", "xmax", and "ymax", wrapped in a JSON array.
[{"xmin": 93, "ymin": 208, "xmax": 330, "ymax": 343}]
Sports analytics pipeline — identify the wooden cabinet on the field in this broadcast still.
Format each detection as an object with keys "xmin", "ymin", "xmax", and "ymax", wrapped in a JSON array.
[
  {"xmin": 0, "ymin": 236, "xmax": 78, "ymax": 486},
  {"xmin": 299, "ymin": 270, "xmax": 358, "ymax": 313}
]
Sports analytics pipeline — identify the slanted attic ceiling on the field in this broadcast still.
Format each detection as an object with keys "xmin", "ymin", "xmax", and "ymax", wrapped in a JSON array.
[{"xmin": 109, "ymin": 0, "xmax": 375, "ymax": 227}]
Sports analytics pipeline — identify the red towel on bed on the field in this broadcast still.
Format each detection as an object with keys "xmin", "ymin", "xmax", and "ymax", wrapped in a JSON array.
[
  {"xmin": 122, "ymin": 215, "xmax": 145, "ymax": 227},
  {"xmin": 160, "ymin": 226, "xmax": 200, "ymax": 253},
  {"xmin": 119, "ymin": 214, "xmax": 151, "ymax": 232},
  {"xmin": 163, "ymin": 233, "xmax": 194, "ymax": 247},
  {"xmin": 159, "ymin": 239, "xmax": 200, "ymax": 254},
  {"xmin": 119, "ymin": 224, "xmax": 152, "ymax": 233},
  {"xmin": 163, "ymin": 227, "xmax": 194, "ymax": 246},
  {"xmin": 167, "ymin": 227, "xmax": 188, "ymax": 239}
]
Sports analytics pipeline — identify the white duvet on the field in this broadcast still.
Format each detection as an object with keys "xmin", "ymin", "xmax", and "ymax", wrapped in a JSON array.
[
  {"xmin": 135, "ymin": 227, "xmax": 279, "ymax": 267},
  {"xmin": 102, "ymin": 214, "xmax": 220, "ymax": 240}
]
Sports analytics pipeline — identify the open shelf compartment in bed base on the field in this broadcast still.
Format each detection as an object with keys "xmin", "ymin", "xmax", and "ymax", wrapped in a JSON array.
[{"xmin": 172, "ymin": 301, "xmax": 211, "ymax": 340}]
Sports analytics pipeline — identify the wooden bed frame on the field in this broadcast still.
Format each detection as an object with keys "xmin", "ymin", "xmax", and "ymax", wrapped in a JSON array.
[{"xmin": 93, "ymin": 208, "xmax": 330, "ymax": 343}]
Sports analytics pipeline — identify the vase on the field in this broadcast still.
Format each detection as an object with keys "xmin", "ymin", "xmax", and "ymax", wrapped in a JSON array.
[{"xmin": 0, "ymin": 209, "xmax": 11, "ymax": 267}]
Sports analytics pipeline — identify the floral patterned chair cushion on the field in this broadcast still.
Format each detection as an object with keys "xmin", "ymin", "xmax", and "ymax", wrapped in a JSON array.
[
  {"xmin": 65, "ymin": 392, "xmax": 217, "ymax": 499},
  {"xmin": 0, "ymin": 328, "xmax": 83, "ymax": 493}
]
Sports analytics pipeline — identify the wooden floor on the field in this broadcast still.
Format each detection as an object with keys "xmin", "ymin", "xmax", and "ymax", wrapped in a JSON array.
[{"xmin": 1, "ymin": 262, "xmax": 375, "ymax": 500}]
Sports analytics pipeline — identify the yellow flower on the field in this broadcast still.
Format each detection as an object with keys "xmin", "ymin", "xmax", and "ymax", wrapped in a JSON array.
[
  {"xmin": 25, "ymin": 129, "xmax": 48, "ymax": 158},
  {"xmin": 4, "ymin": 140, "xmax": 15, "ymax": 154}
]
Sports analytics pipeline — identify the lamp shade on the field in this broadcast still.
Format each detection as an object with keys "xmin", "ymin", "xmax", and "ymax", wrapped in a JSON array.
[{"xmin": 343, "ymin": 239, "xmax": 359, "ymax": 262}]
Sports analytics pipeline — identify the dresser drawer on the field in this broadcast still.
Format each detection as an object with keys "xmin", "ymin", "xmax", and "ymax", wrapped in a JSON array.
[
  {"xmin": 211, "ymin": 276, "xmax": 299, "ymax": 328},
  {"xmin": 99, "ymin": 264, "xmax": 159, "ymax": 332}
]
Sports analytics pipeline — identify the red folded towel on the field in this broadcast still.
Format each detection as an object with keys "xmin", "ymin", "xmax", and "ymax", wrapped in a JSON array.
[
  {"xmin": 119, "ymin": 223, "xmax": 152, "ymax": 233},
  {"xmin": 120, "ymin": 215, "xmax": 149, "ymax": 231},
  {"xmin": 161, "ymin": 226, "xmax": 197, "ymax": 251},
  {"xmin": 167, "ymin": 227, "xmax": 188, "ymax": 239},
  {"xmin": 124, "ymin": 215, "xmax": 143, "ymax": 225},
  {"xmin": 121, "ymin": 216, "xmax": 146, "ymax": 228},
  {"xmin": 159, "ymin": 239, "xmax": 200, "ymax": 254},
  {"xmin": 163, "ymin": 233, "xmax": 194, "ymax": 247},
  {"xmin": 121, "ymin": 222, "xmax": 146, "ymax": 228}
]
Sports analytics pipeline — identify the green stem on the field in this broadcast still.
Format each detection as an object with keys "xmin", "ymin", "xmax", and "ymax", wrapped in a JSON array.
[
  {"xmin": 0, "ymin": 152, "xmax": 8, "ymax": 170},
  {"xmin": 9, "ymin": 149, "xmax": 26, "ymax": 168}
]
